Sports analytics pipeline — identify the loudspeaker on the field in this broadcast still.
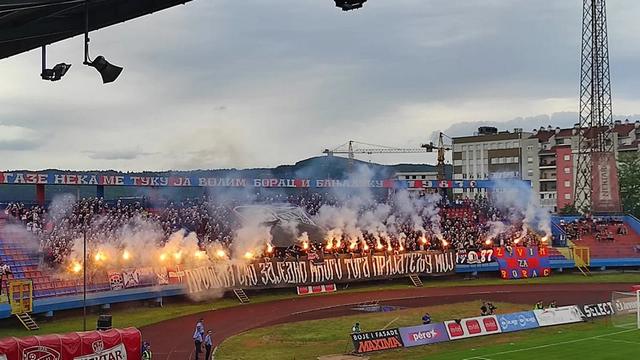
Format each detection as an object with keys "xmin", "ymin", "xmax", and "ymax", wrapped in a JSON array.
[
  {"xmin": 97, "ymin": 314, "xmax": 112, "ymax": 331},
  {"xmin": 88, "ymin": 56, "xmax": 123, "ymax": 84}
]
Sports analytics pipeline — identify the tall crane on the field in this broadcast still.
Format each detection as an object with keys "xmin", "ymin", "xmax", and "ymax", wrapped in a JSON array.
[
  {"xmin": 421, "ymin": 132, "xmax": 452, "ymax": 180},
  {"xmin": 323, "ymin": 133, "xmax": 451, "ymax": 179}
]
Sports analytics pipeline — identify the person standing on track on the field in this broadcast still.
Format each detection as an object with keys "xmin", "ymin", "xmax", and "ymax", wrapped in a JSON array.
[
  {"xmin": 204, "ymin": 330, "xmax": 213, "ymax": 360},
  {"xmin": 142, "ymin": 342, "xmax": 152, "ymax": 360},
  {"xmin": 193, "ymin": 318, "xmax": 205, "ymax": 360}
]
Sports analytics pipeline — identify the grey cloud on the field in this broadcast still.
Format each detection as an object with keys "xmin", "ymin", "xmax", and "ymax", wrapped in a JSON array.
[
  {"xmin": 85, "ymin": 149, "xmax": 156, "ymax": 160},
  {"xmin": 0, "ymin": 123, "xmax": 44, "ymax": 151},
  {"xmin": 1, "ymin": 0, "xmax": 640, "ymax": 170},
  {"xmin": 0, "ymin": 139, "xmax": 41, "ymax": 151}
]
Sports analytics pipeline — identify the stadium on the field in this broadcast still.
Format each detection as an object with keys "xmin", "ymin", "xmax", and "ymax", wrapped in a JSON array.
[{"xmin": 1, "ymin": 1, "xmax": 639, "ymax": 360}]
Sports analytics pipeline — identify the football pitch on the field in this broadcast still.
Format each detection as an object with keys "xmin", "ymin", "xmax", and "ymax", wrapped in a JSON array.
[
  {"xmin": 440, "ymin": 326, "xmax": 639, "ymax": 360},
  {"xmin": 217, "ymin": 302, "xmax": 639, "ymax": 360}
]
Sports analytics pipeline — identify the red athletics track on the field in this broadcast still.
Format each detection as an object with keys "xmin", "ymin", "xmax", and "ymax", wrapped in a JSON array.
[{"xmin": 141, "ymin": 283, "xmax": 631, "ymax": 360}]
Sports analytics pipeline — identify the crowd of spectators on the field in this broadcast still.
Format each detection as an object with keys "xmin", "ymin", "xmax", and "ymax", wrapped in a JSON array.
[
  {"xmin": 559, "ymin": 217, "xmax": 627, "ymax": 242},
  {"xmin": 3, "ymin": 191, "xmax": 548, "ymax": 267}
]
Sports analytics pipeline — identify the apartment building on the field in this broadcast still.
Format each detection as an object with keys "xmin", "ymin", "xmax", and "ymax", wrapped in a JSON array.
[
  {"xmin": 453, "ymin": 120, "xmax": 640, "ymax": 212},
  {"xmin": 452, "ymin": 127, "xmax": 531, "ymax": 197}
]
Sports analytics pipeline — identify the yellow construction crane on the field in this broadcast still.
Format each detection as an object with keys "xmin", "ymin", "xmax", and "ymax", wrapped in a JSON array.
[
  {"xmin": 322, "ymin": 133, "xmax": 451, "ymax": 178},
  {"xmin": 420, "ymin": 132, "xmax": 452, "ymax": 180}
]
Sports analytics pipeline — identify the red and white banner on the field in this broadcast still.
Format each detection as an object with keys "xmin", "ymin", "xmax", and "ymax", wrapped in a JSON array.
[
  {"xmin": 591, "ymin": 152, "xmax": 622, "ymax": 213},
  {"xmin": 444, "ymin": 315, "xmax": 502, "ymax": 340},
  {"xmin": 0, "ymin": 328, "xmax": 141, "ymax": 360},
  {"xmin": 296, "ymin": 283, "xmax": 336, "ymax": 296}
]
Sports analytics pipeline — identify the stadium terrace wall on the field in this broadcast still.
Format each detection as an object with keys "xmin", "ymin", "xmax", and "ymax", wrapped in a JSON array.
[
  {"xmin": 0, "ymin": 171, "xmax": 529, "ymax": 189},
  {"xmin": 183, "ymin": 251, "xmax": 456, "ymax": 294},
  {"xmin": 0, "ymin": 258, "xmax": 578, "ymax": 320}
]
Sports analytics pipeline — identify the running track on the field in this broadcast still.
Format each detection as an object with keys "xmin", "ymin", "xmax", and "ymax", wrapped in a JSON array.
[{"xmin": 141, "ymin": 283, "xmax": 632, "ymax": 360}]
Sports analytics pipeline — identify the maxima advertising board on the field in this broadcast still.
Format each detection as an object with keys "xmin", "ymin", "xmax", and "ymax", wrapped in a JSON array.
[{"xmin": 351, "ymin": 329, "xmax": 404, "ymax": 354}]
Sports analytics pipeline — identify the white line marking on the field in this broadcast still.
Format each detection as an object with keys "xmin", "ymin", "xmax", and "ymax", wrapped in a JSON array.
[
  {"xmin": 381, "ymin": 316, "xmax": 400, "ymax": 330},
  {"xmin": 462, "ymin": 329, "xmax": 638, "ymax": 360},
  {"xmin": 289, "ymin": 290, "xmax": 512, "ymax": 316},
  {"xmin": 594, "ymin": 337, "xmax": 640, "ymax": 346}
]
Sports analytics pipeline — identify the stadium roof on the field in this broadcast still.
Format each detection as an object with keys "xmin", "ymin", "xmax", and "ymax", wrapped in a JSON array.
[{"xmin": 0, "ymin": 0, "xmax": 193, "ymax": 60}]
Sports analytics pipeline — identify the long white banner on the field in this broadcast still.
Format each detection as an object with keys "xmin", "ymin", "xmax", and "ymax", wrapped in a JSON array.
[
  {"xmin": 184, "ymin": 251, "xmax": 456, "ymax": 293},
  {"xmin": 533, "ymin": 306, "xmax": 583, "ymax": 327}
]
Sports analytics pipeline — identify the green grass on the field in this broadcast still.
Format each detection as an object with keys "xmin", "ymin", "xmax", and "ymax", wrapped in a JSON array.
[
  {"xmin": 0, "ymin": 271, "xmax": 637, "ymax": 339},
  {"xmin": 216, "ymin": 302, "xmax": 640, "ymax": 360}
]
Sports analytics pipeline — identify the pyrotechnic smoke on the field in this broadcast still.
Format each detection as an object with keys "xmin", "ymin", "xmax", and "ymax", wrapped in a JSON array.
[
  {"xmin": 230, "ymin": 222, "xmax": 273, "ymax": 260},
  {"xmin": 485, "ymin": 221, "xmax": 507, "ymax": 244},
  {"xmin": 310, "ymin": 163, "xmax": 443, "ymax": 250},
  {"xmin": 297, "ymin": 232, "xmax": 310, "ymax": 250},
  {"xmin": 48, "ymin": 193, "xmax": 77, "ymax": 222},
  {"xmin": 0, "ymin": 224, "xmax": 40, "ymax": 254},
  {"xmin": 491, "ymin": 178, "xmax": 552, "ymax": 239}
]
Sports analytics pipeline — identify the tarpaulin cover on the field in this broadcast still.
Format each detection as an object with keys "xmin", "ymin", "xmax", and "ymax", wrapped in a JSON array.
[{"xmin": 0, "ymin": 327, "xmax": 141, "ymax": 360}]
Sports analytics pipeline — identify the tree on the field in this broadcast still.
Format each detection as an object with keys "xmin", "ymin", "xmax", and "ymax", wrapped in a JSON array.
[
  {"xmin": 618, "ymin": 152, "xmax": 640, "ymax": 217},
  {"xmin": 559, "ymin": 203, "xmax": 578, "ymax": 215}
]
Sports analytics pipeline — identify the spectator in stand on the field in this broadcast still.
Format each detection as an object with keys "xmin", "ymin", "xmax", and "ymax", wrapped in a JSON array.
[
  {"xmin": 0, "ymin": 263, "xmax": 11, "ymax": 298},
  {"xmin": 548, "ymin": 300, "xmax": 557, "ymax": 309},
  {"xmin": 4, "ymin": 193, "xmax": 552, "ymax": 267}
]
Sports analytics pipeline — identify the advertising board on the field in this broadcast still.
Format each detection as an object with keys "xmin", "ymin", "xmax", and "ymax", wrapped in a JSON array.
[
  {"xmin": 444, "ymin": 315, "xmax": 502, "ymax": 340},
  {"xmin": 351, "ymin": 329, "xmax": 404, "ymax": 354},
  {"xmin": 533, "ymin": 306, "xmax": 583, "ymax": 327},
  {"xmin": 496, "ymin": 311, "xmax": 539, "ymax": 333},
  {"xmin": 398, "ymin": 323, "xmax": 450, "ymax": 347},
  {"xmin": 580, "ymin": 302, "xmax": 614, "ymax": 319}
]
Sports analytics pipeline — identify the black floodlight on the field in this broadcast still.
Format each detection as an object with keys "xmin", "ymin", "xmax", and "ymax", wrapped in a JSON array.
[
  {"xmin": 335, "ymin": 0, "xmax": 367, "ymax": 11},
  {"xmin": 41, "ymin": 63, "xmax": 71, "ymax": 81},
  {"xmin": 40, "ymin": 45, "xmax": 71, "ymax": 81}
]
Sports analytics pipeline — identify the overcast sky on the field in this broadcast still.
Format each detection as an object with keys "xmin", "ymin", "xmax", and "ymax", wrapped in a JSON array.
[{"xmin": 1, "ymin": 0, "xmax": 640, "ymax": 171}]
